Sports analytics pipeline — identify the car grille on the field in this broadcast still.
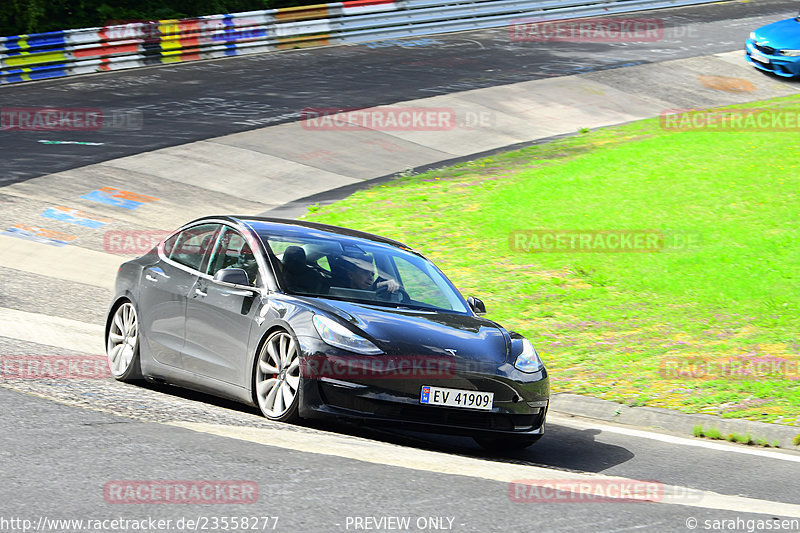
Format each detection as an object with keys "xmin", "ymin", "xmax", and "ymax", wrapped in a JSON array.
[
  {"xmin": 320, "ymin": 385, "xmax": 544, "ymax": 431},
  {"xmin": 754, "ymin": 43, "xmax": 776, "ymax": 55}
]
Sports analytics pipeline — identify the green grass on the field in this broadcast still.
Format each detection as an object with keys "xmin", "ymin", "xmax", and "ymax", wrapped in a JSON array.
[
  {"xmin": 305, "ymin": 95, "xmax": 800, "ymax": 426},
  {"xmin": 693, "ymin": 425, "xmax": 778, "ymax": 447},
  {"xmin": 729, "ymin": 432, "xmax": 753, "ymax": 445}
]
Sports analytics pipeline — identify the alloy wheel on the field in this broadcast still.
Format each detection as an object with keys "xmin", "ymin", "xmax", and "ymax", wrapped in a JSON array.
[
  {"xmin": 107, "ymin": 302, "xmax": 141, "ymax": 380},
  {"xmin": 255, "ymin": 331, "xmax": 301, "ymax": 421}
]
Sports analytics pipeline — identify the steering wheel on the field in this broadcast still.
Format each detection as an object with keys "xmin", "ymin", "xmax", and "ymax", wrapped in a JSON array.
[{"xmin": 376, "ymin": 284, "xmax": 410, "ymax": 303}]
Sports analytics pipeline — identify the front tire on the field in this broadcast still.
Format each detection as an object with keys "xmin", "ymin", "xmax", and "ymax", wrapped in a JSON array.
[
  {"xmin": 106, "ymin": 301, "xmax": 142, "ymax": 382},
  {"xmin": 254, "ymin": 330, "xmax": 301, "ymax": 422}
]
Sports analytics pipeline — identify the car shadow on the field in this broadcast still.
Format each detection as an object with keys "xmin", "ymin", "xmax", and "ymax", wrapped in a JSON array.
[
  {"xmin": 308, "ymin": 420, "xmax": 635, "ymax": 474},
  {"xmin": 751, "ymin": 67, "xmax": 800, "ymax": 84},
  {"xmin": 133, "ymin": 379, "xmax": 264, "ymax": 416},
  {"xmin": 132, "ymin": 379, "xmax": 634, "ymax": 473}
]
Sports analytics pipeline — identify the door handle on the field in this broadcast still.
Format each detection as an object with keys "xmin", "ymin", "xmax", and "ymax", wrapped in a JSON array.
[
  {"xmin": 195, "ymin": 288, "xmax": 207, "ymax": 297},
  {"xmin": 223, "ymin": 288, "xmax": 255, "ymax": 297},
  {"xmin": 145, "ymin": 274, "xmax": 158, "ymax": 282}
]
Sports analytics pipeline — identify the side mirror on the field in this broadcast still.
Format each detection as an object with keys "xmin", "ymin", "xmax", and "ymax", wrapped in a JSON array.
[
  {"xmin": 467, "ymin": 296, "xmax": 486, "ymax": 316},
  {"xmin": 214, "ymin": 268, "xmax": 250, "ymax": 287}
]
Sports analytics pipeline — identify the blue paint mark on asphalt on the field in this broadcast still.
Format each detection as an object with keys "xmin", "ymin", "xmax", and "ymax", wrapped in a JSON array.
[
  {"xmin": 41, "ymin": 207, "xmax": 107, "ymax": 228},
  {"xmin": 81, "ymin": 190, "xmax": 143, "ymax": 210},
  {"xmin": 1, "ymin": 226, "xmax": 72, "ymax": 247}
]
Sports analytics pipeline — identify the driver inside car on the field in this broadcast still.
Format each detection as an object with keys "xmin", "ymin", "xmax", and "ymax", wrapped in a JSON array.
[{"xmin": 338, "ymin": 254, "xmax": 401, "ymax": 295}]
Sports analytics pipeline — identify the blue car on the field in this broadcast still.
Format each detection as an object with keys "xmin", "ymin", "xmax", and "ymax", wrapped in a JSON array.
[{"xmin": 745, "ymin": 12, "xmax": 800, "ymax": 77}]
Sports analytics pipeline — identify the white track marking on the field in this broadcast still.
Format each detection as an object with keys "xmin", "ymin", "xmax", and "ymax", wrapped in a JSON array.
[
  {"xmin": 0, "ymin": 307, "xmax": 104, "ymax": 354},
  {"xmin": 549, "ymin": 415, "xmax": 800, "ymax": 463},
  {"xmin": 172, "ymin": 421, "xmax": 800, "ymax": 518},
  {"xmin": 0, "ymin": 235, "xmax": 119, "ymax": 289}
]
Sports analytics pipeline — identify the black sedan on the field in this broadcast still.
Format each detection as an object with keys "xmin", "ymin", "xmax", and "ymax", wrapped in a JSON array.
[{"xmin": 105, "ymin": 216, "xmax": 549, "ymax": 449}]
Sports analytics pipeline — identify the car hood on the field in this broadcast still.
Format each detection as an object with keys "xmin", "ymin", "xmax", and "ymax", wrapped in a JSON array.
[
  {"xmin": 316, "ymin": 299, "xmax": 510, "ymax": 364},
  {"xmin": 753, "ymin": 18, "xmax": 800, "ymax": 49}
]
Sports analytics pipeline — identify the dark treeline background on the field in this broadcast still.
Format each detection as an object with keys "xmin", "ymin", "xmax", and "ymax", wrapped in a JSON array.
[{"xmin": 1, "ymin": 0, "xmax": 318, "ymax": 37}]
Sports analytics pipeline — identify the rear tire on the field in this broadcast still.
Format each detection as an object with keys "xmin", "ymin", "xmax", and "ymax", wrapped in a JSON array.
[{"xmin": 106, "ymin": 301, "xmax": 143, "ymax": 382}]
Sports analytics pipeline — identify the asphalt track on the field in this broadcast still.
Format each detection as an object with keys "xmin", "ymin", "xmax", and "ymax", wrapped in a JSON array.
[
  {"xmin": 3, "ymin": 386, "xmax": 799, "ymax": 533},
  {"xmin": 0, "ymin": 0, "xmax": 798, "ymax": 184}
]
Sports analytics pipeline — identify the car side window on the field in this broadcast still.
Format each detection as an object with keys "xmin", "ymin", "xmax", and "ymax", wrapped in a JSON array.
[
  {"xmin": 163, "ymin": 232, "xmax": 179, "ymax": 256},
  {"xmin": 265, "ymin": 238, "xmax": 333, "ymax": 294},
  {"xmin": 168, "ymin": 224, "xmax": 220, "ymax": 272},
  {"xmin": 206, "ymin": 226, "xmax": 260, "ymax": 286}
]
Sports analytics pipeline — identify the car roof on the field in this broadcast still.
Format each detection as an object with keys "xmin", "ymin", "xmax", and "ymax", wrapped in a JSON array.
[{"xmin": 186, "ymin": 215, "xmax": 416, "ymax": 252}]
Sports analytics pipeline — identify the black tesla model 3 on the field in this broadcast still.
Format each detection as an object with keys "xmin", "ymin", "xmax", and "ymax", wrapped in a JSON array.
[{"xmin": 106, "ymin": 216, "xmax": 549, "ymax": 449}]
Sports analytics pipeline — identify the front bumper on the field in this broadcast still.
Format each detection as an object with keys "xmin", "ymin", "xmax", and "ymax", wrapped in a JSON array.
[
  {"xmin": 296, "ymin": 337, "xmax": 550, "ymax": 437},
  {"xmin": 745, "ymin": 40, "xmax": 800, "ymax": 78}
]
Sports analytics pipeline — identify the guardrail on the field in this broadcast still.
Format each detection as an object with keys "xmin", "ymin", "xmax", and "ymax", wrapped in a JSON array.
[{"xmin": 1, "ymin": 0, "xmax": 716, "ymax": 85}]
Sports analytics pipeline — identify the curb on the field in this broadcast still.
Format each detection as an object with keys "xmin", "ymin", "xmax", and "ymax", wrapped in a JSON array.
[
  {"xmin": 550, "ymin": 393, "xmax": 800, "ymax": 450},
  {"xmin": 261, "ymin": 131, "xmax": 579, "ymax": 219}
]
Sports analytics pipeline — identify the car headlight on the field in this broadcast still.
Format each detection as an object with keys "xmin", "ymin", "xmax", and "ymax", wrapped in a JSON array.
[
  {"xmin": 312, "ymin": 315, "xmax": 383, "ymax": 355},
  {"xmin": 748, "ymin": 31, "xmax": 756, "ymax": 41},
  {"xmin": 779, "ymin": 49, "xmax": 800, "ymax": 57},
  {"xmin": 514, "ymin": 338, "xmax": 543, "ymax": 373}
]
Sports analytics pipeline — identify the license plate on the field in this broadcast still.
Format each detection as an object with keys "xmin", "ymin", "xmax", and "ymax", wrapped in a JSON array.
[
  {"xmin": 751, "ymin": 52, "xmax": 770, "ymax": 64},
  {"xmin": 420, "ymin": 385, "xmax": 493, "ymax": 411}
]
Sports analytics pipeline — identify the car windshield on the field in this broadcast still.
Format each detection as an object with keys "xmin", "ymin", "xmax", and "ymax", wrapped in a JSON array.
[{"xmin": 254, "ymin": 228, "xmax": 468, "ymax": 313}]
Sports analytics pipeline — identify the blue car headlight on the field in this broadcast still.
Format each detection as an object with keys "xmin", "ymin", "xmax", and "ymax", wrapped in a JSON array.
[
  {"xmin": 312, "ymin": 315, "xmax": 383, "ymax": 355},
  {"xmin": 749, "ymin": 31, "xmax": 756, "ymax": 41},
  {"xmin": 514, "ymin": 338, "xmax": 543, "ymax": 373},
  {"xmin": 779, "ymin": 49, "xmax": 800, "ymax": 57}
]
